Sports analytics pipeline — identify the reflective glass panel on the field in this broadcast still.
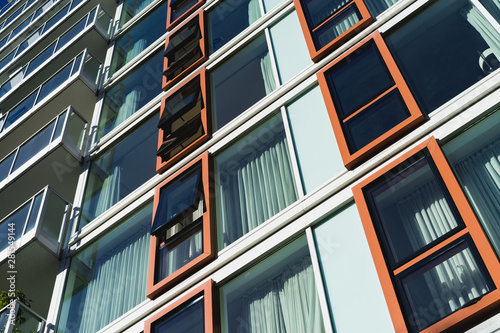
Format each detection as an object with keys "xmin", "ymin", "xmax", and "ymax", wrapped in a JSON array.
[{"xmin": 153, "ymin": 296, "xmax": 204, "ymax": 333}]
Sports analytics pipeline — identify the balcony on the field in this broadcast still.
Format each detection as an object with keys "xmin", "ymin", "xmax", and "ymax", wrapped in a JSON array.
[
  {"xmin": 0, "ymin": 300, "xmax": 46, "ymax": 333},
  {"xmin": 0, "ymin": 107, "xmax": 86, "ymax": 219},
  {"xmin": 0, "ymin": 186, "xmax": 71, "ymax": 319},
  {"xmin": 0, "ymin": 49, "xmax": 100, "ymax": 151},
  {"xmin": 0, "ymin": 4, "xmax": 111, "ymax": 96}
]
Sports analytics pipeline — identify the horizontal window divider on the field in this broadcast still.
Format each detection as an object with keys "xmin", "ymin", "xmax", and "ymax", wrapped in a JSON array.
[
  {"xmin": 102, "ymin": 40, "xmax": 165, "ymax": 89},
  {"xmin": 309, "ymin": 1, "xmax": 355, "ymax": 32},
  {"xmin": 88, "ymin": 97, "xmax": 163, "ymax": 155},
  {"xmin": 341, "ymin": 85, "xmax": 399, "ymax": 123},
  {"xmin": 392, "ymin": 228, "xmax": 469, "ymax": 276}
]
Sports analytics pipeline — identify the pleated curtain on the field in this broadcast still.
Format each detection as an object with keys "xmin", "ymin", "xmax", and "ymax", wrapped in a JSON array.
[
  {"xmin": 462, "ymin": 3, "xmax": 500, "ymax": 62},
  {"xmin": 260, "ymin": 52, "xmax": 276, "ymax": 94},
  {"xmin": 239, "ymin": 256, "xmax": 324, "ymax": 333},
  {"xmin": 365, "ymin": 0, "xmax": 400, "ymax": 16},
  {"xmin": 396, "ymin": 179, "xmax": 490, "ymax": 314},
  {"xmin": 218, "ymin": 133, "xmax": 297, "ymax": 248},
  {"xmin": 78, "ymin": 228, "xmax": 150, "ymax": 332},
  {"xmin": 453, "ymin": 137, "xmax": 500, "ymax": 255}
]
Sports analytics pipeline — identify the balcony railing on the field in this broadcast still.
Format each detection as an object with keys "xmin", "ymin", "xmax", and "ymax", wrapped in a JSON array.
[
  {"xmin": 0, "ymin": 0, "xmax": 89, "ymax": 72},
  {"xmin": 0, "ymin": 49, "xmax": 100, "ymax": 135},
  {"xmin": 0, "ymin": 185, "xmax": 71, "ymax": 255},
  {"xmin": 0, "ymin": 107, "xmax": 87, "ymax": 185},
  {"xmin": 0, "ymin": 5, "xmax": 111, "ymax": 99},
  {"xmin": 0, "ymin": 300, "xmax": 45, "ymax": 333},
  {"xmin": 0, "ymin": 0, "xmax": 38, "ymax": 35}
]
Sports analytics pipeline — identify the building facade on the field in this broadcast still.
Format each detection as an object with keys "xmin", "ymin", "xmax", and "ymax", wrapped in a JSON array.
[{"xmin": 0, "ymin": 0, "xmax": 500, "ymax": 332}]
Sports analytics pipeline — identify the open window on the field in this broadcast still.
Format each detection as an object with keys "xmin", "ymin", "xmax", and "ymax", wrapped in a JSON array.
[
  {"xmin": 163, "ymin": 12, "xmax": 207, "ymax": 91},
  {"xmin": 294, "ymin": 0, "xmax": 373, "ymax": 62},
  {"xmin": 157, "ymin": 69, "xmax": 210, "ymax": 174},
  {"xmin": 147, "ymin": 152, "xmax": 214, "ymax": 299},
  {"xmin": 145, "ymin": 279, "xmax": 216, "ymax": 332},
  {"xmin": 353, "ymin": 137, "xmax": 500, "ymax": 333},
  {"xmin": 317, "ymin": 32, "xmax": 424, "ymax": 169},
  {"xmin": 166, "ymin": 0, "xmax": 204, "ymax": 31}
]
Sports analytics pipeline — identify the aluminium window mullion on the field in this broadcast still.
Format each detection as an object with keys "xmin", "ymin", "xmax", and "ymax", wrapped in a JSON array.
[
  {"xmin": 264, "ymin": 28, "xmax": 281, "ymax": 86},
  {"xmin": 280, "ymin": 106, "xmax": 305, "ymax": 198},
  {"xmin": 7, "ymin": 148, "xmax": 19, "ymax": 177},
  {"xmin": 306, "ymin": 227, "xmax": 335, "ymax": 333}
]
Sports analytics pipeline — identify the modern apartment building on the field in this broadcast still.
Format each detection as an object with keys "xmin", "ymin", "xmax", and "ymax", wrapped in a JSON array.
[{"xmin": 0, "ymin": 0, "xmax": 500, "ymax": 331}]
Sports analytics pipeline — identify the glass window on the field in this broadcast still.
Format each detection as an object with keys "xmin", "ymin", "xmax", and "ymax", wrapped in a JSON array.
[
  {"xmin": 120, "ymin": 0, "xmax": 155, "ymax": 27},
  {"xmin": 207, "ymin": 0, "xmax": 261, "ymax": 53},
  {"xmin": 80, "ymin": 115, "xmax": 158, "ymax": 229},
  {"xmin": 364, "ymin": 0, "xmax": 400, "ymax": 17},
  {"xmin": 443, "ymin": 110, "xmax": 500, "ymax": 258},
  {"xmin": 54, "ymin": 17, "xmax": 87, "ymax": 53},
  {"xmin": 110, "ymin": 3, "xmax": 167, "ymax": 75},
  {"xmin": 353, "ymin": 138, "xmax": 500, "ymax": 333},
  {"xmin": 157, "ymin": 71, "xmax": 208, "ymax": 172},
  {"xmin": 25, "ymin": 42, "xmax": 57, "ymax": 77},
  {"xmin": 480, "ymin": 0, "xmax": 500, "ymax": 24},
  {"xmin": 385, "ymin": 0, "xmax": 500, "ymax": 116},
  {"xmin": 286, "ymin": 86, "xmax": 344, "ymax": 194},
  {"xmin": 210, "ymin": 34, "xmax": 276, "ymax": 131},
  {"xmin": 42, "ymin": 4, "xmax": 69, "ymax": 34},
  {"xmin": 10, "ymin": 16, "xmax": 30, "ymax": 40},
  {"xmin": 98, "ymin": 51, "xmax": 163, "ymax": 139},
  {"xmin": 169, "ymin": 0, "xmax": 199, "ymax": 24},
  {"xmin": 16, "ymin": 27, "xmax": 43, "ymax": 55},
  {"xmin": 163, "ymin": 15, "xmax": 204, "ymax": 86},
  {"xmin": 318, "ymin": 32, "xmax": 423, "ymax": 169},
  {"xmin": 0, "ymin": 51, "xmax": 16, "ymax": 72},
  {"xmin": 220, "ymin": 236, "xmax": 325, "ymax": 332},
  {"xmin": 214, "ymin": 113, "xmax": 297, "ymax": 249},
  {"xmin": 145, "ymin": 280, "xmax": 214, "ymax": 332},
  {"xmin": 0, "ymin": 152, "xmax": 15, "ymax": 182},
  {"xmin": 149, "ymin": 153, "xmax": 213, "ymax": 297},
  {"xmin": 313, "ymin": 204, "xmax": 394, "ymax": 333},
  {"xmin": 57, "ymin": 203, "xmax": 151, "ymax": 333},
  {"xmin": 269, "ymin": 10, "xmax": 312, "ymax": 84},
  {"xmin": 1, "ymin": 91, "xmax": 37, "ymax": 133}
]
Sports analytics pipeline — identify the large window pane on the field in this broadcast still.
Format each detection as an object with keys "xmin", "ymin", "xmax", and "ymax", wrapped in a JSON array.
[
  {"xmin": 120, "ymin": 0, "xmax": 155, "ymax": 27},
  {"xmin": 220, "ymin": 236, "xmax": 325, "ymax": 332},
  {"xmin": 98, "ymin": 51, "xmax": 163, "ymax": 138},
  {"xmin": 365, "ymin": 0, "xmax": 400, "ymax": 17},
  {"xmin": 313, "ymin": 204, "xmax": 394, "ymax": 333},
  {"xmin": 385, "ymin": 0, "xmax": 500, "ymax": 116},
  {"xmin": 207, "ymin": 0, "xmax": 261, "ymax": 53},
  {"xmin": 210, "ymin": 34, "xmax": 276, "ymax": 131},
  {"xmin": 269, "ymin": 10, "xmax": 312, "ymax": 84},
  {"xmin": 57, "ymin": 203, "xmax": 151, "ymax": 333},
  {"xmin": 443, "ymin": 110, "xmax": 500, "ymax": 258},
  {"xmin": 286, "ymin": 86, "xmax": 344, "ymax": 194},
  {"xmin": 110, "ymin": 3, "xmax": 167, "ymax": 75},
  {"xmin": 364, "ymin": 150, "xmax": 464, "ymax": 267},
  {"xmin": 80, "ymin": 115, "xmax": 158, "ymax": 229},
  {"xmin": 215, "ymin": 114, "xmax": 297, "ymax": 249}
]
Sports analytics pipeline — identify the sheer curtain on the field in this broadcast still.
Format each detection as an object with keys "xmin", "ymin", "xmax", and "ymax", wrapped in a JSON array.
[
  {"xmin": 79, "ymin": 227, "xmax": 149, "ymax": 332},
  {"xmin": 95, "ymin": 154, "xmax": 121, "ymax": 217},
  {"xmin": 365, "ymin": 0, "xmax": 400, "ymax": 16},
  {"xmin": 248, "ymin": 0, "xmax": 261, "ymax": 23},
  {"xmin": 218, "ymin": 133, "xmax": 297, "ymax": 248},
  {"xmin": 260, "ymin": 52, "xmax": 276, "ymax": 94},
  {"xmin": 396, "ymin": 179, "xmax": 489, "ymax": 313},
  {"xmin": 126, "ymin": 38, "xmax": 147, "ymax": 62},
  {"xmin": 239, "ymin": 256, "xmax": 324, "ymax": 333},
  {"xmin": 453, "ymin": 137, "xmax": 500, "ymax": 255},
  {"xmin": 396, "ymin": 180, "xmax": 459, "ymax": 252},
  {"xmin": 115, "ymin": 89, "xmax": 142, "ymax": 125}
]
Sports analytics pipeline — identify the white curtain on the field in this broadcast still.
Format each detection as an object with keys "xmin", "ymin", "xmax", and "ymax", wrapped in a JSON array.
[
  {"xmin": 115, "ymin": 89, "xmax": 141, "ymax": 126},
  {"xmin": 126, "ymin": 38, "xmax": 147, "ymax": 63},
  {"xmin": 396, "ymin": 179, "xmax": 489, "ymax": 314},
  {"xmin": 78, "ymin": 227, "xmax": 150, "ymax": 333},
  {"xmin": 365, "ymin": 0, "xmax": 400, "ymax": 16},
  {"xmin": 239, "ymin": 256, "xmax": 324, "ymax": 333},
  {"xmin": 397, "ymin": 180, "xmax": 459, "ymax": 252},
  {"xmin": 260, "ymin": 52, "xmax": 276, "ymax": 94},
  {"xmin": 479, "ymin": 0, "xmax": 500, "ymax": 23},
  {"xmin": 248, "ymin": 0, "xmax": 261, "ymax": 24},
  {"xmin": 462, "ymin": 2, "xmax": 500, "ymax": 68},
  {"xmin": 218, "ymin": 134, "xmax": 297, "ymax": 248},
  {"xmin": 453, "ymin": 137, "xmax": 500, "ymax": 255},
  {"xmin": 317, "ymin": 9, "xmax": 359, "ymax": 47},
  {"xmin": 95, "ymin": 162, "xmax": 121, "ymax": 217}
]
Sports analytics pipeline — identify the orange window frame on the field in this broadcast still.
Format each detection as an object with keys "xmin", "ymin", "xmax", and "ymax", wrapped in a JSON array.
[
  {"xmin": 145, "ymin": 279, "xmax": 217, "ymax": 332},
  {"xmin": 147, "ymin": 152, "xmax": 215, "ymax": 300},
  {"xmin": 163, "ymin": 11, "xmax": 207, "ymax": 91},
  {"xmin": 166, "ymin": 0, "xmax": 205, "ymax": 31},
  {"xmin": 352, "ymin": 137, "xmax": 500, "ymax": 333},
  {"xmin": 157, "ymin": 68, "xmax": 210, "ymax": 174},
  {"xmin": 294, "ymin": 0, "xmax": 373, "ymax": 63},
  {"xmin": 317, "ymin": 31, "xmax": 424, "ymax": 170}
]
